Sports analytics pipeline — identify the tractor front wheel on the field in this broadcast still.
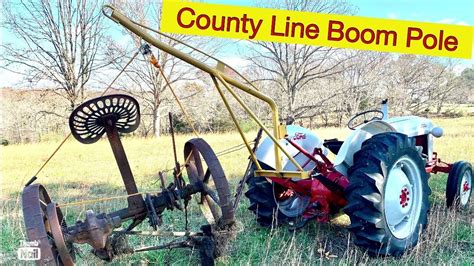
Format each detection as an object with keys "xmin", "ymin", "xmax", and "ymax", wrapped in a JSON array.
[
  {"xmin": 344, "ymin": 132, "xmax": 430, "ymax": 256},
  {"xmin": 446, "ymin": 161, "xmax": 472, "ymax": 210}
]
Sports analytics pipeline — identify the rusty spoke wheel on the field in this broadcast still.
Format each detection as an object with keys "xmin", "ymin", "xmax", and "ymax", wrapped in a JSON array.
[
  {"xmin": 22, "ymin": 184, "xmax": 75, "ymax": 266},
  {"xmin": 46, "ymin": 203, "xmax": 75, "ymax": 265},
  {"xmin": 184, "ymin": 138, "xmax": 234, "ymax": 227}
]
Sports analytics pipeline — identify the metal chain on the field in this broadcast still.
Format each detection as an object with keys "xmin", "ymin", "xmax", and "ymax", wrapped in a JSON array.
[{"xmin": 184, "ymin": 199, "xmax": 189, "ymax": 232}]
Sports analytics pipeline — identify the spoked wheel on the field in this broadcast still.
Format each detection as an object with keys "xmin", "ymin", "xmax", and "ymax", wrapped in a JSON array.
[
  {"xmin": 184, "ymin": 138, "xmax": 235, "ymax": 227},
  {"xmin": 46, "ymin": 203, "xmax": 75, "ymax": 265},
  {"xmin": 22, "ymin": 184, "xmax": 75, "ymax": 265}
]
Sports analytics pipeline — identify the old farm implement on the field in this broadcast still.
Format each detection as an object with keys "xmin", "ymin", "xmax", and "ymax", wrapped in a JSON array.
[
  {"xmin": 21, "ymin": 5, "xmax": 472, "ymax": 265},
  {"xmin": 23, "ymin": 94, "xmax": 236, "ymax": 265}
]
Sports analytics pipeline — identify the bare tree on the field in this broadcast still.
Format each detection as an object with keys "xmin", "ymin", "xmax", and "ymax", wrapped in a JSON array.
[
  {"xmin": 1, "ymin": 0, "xmax": 106, "ymax": 110},
  {"xmin": 459, "ymin": 68, "xmax": 474, "ymax": 103},
  {"xmin": 247, "ymin": 0, "xmax": 355, "ymax": 122},
  {"xmin": 381, "ymin": 55, "xmax": 455, "ymax": 115},
  {"xmin": 332, "ymin": 51, "xmax": 390, "ymax": 124},
  {"xmin": 109, "ymin": 0, "xmax": 218, "ymax": 137},
  {"xmin": 430, "ymin": 61, "xmax": 462, "ymax": 114}
]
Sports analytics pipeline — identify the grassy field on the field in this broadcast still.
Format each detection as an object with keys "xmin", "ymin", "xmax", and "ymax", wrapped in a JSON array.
[{"xmin": 1, "ymin": 117, "xmax": 473, "ymax": 264}]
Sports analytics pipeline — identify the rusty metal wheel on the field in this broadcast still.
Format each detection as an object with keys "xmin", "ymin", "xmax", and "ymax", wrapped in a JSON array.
[
  {"xmin": 46, "ymin": 203, "xmax": 75, "ymax": 265},
  {"xmin": 184, "ymin": 138, "xmax": 234, "ymax": 227},
  {"xmin": 22, "ymin": 184, "xmax": 75, "ymax": 265}
]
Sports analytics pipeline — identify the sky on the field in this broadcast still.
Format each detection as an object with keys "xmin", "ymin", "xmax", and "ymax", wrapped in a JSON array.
[
  {"xmin": 203, "ymin": 0, "xmax": 474, "ymax": 25},
  {"xmin": 1, "ymin": 0, "xmax": 473, "ymax": 87}
]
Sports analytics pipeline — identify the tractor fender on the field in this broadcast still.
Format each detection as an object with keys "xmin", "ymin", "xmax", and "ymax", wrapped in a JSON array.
[
  {"xmin": 384, "ymin": 116, "xmax": 443, "ymax": 161},
  {"xmin": 384, "ymin": 116, "xmax": 441, "ymax": 138},
  {"xmin": 255, "ymin": 125, "xmax": 327, "ymax": 172},
  {"xmin": 334, "ymin": 120, "xmax": 396, "ymax": 177}
]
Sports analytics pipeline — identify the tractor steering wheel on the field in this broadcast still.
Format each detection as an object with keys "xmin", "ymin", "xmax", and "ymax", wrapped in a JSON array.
[{"xmin": 347, "ymin": 110, "xmax": 384, "ymax": 130}]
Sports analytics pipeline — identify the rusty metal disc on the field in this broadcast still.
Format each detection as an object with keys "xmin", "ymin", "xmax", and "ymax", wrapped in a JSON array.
[
  {"xmin": 46, "ymin": 203, "xmax": 75, "ymax": 266},
  {"xmin": 184, "ymin": 138, "xmax": 234, "ymax": 227},
  {"xmin": 22, "ymin": 184, "xmax": 75, "ymax": 265}
]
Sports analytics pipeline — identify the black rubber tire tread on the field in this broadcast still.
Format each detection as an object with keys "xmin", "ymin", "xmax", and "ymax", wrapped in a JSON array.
[
  {"xmin": 244, "ymin": 163, "xmax": 292, "ymax": 227},
  {"xmin": 446, "ymin": 161, "xmax": 472, "ymax": 209},
  {"xmin": 344, "ymin": 132, "xmax": 431, "ymax": 257},
  {"xmin": 22, "ymin": 184, "xmax": 58, "ymax": 265}
]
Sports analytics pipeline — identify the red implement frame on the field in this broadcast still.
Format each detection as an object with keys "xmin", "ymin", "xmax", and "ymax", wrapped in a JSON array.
[
  {"xmin": 425, "ymin": 152, "xmax": 452, "ymax": 174},
  {"xmin": 267, "ymin": 137, "xmax": 453, "ymax": 223},
  {"xmin": 266, "ymin": 138, "xmax": 349, "ymax": 222}
]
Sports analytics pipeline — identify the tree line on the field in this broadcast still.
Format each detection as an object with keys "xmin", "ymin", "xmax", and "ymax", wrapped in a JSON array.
[{"xmin": 1, "ymin": 0, "xmax": 473, "ymax": 144}]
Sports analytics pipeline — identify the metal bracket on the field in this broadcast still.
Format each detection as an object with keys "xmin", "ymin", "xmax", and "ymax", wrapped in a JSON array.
[{"xmin": 254, "ymin": 170, "xmax": 310, "ymax": 179}]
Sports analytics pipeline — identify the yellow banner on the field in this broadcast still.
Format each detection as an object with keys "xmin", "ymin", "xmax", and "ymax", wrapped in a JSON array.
[{"xmin": 161, "ymin": 0, "xmax": 473, "ymax": 59}]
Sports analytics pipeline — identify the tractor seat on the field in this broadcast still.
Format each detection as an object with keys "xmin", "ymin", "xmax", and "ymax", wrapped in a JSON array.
[
  {"xmin": 69, "ymin": 94, "xmax": 140, "ymax": 144},
  {"xmin": 323, "ymin": 138, "xmax": 344, "ymax": 155}
]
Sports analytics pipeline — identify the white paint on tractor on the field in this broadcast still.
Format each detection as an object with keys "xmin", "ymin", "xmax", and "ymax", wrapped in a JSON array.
[
  {"xmin": 334, "ymin": 120, "xmax": 396, "ymax": 177},
  {"xmin": 254, "ymin": 111, "xmax": 444, "ymax": 181},
  {"xmin": 334, "ymin": 115, "xmax": 444, "ymax": 177},
  {"xmin": 255, "ymin": 125, "xmax": 327, "ymax": 174}
]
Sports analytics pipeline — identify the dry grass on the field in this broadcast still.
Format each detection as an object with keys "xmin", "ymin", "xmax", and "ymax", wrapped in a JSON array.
[{"xmin": 0, "ymin": 117, "xmax": 472, "ymax": 264}]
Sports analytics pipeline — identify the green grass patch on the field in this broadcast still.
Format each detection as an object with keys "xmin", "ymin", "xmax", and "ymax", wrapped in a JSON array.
[{"xmin": 0, "ymin": 117, "xmax": 473, "ymax": 264}]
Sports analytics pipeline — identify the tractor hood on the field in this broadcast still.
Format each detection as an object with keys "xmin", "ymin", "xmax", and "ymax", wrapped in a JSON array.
[{"xmin": 384, "ymin": 116, "xmax": 437, "ymax": 137}]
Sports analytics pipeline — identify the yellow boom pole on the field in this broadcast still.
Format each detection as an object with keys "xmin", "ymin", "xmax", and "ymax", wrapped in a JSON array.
[{"xmin": 102, "ymin": 5, "xmax": 307, "ymax": 178}]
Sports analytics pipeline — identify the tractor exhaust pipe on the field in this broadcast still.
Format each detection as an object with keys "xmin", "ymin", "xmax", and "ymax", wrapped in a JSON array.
[{"xmin": 381, "ymin": 99, "xmax": 389, "ymax": 120}]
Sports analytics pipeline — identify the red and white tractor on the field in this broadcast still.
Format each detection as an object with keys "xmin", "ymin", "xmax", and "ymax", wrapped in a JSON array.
[{"xmin": 245, "ymin": 100, "xmax": 472, "ymax": 256}]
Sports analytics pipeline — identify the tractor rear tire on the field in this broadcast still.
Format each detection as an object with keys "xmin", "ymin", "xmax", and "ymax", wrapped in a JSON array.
[
  {"xmin": 446, "ymin": 161, "xmax": 472, "ymax": 210},
  {"xmin": 245, "ymin": 166, "xmax": 291, "ymax": 226},
  {"xmin": 245, "ymin": 163, "xmax": 310, "ymax": 226},
  {"xmin": 344, "ymin": 132, "xmax": 430, "ymax": 257}
]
